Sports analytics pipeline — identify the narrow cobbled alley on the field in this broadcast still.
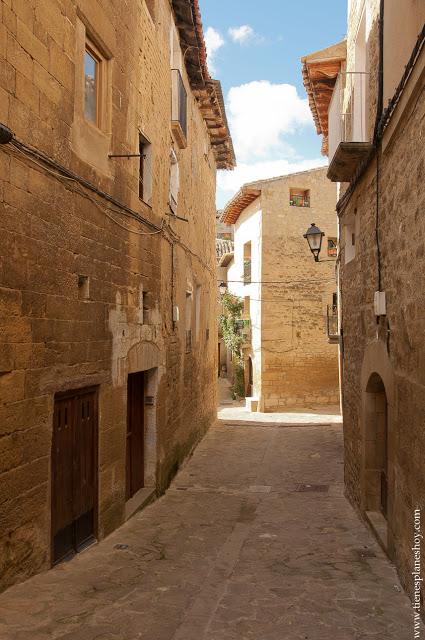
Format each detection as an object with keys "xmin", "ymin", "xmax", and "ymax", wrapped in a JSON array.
[{"xmin": 0, "ymin": 415, "xmax": 416, "ymax": 640}]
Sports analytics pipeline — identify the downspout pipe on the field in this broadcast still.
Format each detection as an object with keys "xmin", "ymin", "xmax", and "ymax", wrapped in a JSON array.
[{"xmin": 373, "ymin": 0, "xmax": 385, "ymax": 143}]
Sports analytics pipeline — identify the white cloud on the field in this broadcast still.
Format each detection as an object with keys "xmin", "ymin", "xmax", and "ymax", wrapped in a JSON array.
[
  {"xmin": 228, "ymin": 25, "xmax": 255, "ymax": 43},
  {"xmin": 217, "ymin": 158, "xmax": 328, "ymax": 205},
  {"xmin": 204, "ymin": 27, "xmax": 225, "ymax": 74},
  {"xmin": 227, "ymin": 81, "xmax": 313, "ymax": 163}
]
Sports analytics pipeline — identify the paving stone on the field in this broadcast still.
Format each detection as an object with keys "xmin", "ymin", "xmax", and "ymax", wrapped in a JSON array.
[{"xmin": 0, "ymin": 420, "xmax": 420, "ymax": 639}]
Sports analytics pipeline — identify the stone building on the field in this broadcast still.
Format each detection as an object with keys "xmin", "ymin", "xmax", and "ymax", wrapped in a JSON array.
[
  {"xmin": 0, "ymin": 0, "xmax": 234, "ymax": 590},
  {"xmin": 302, "ymin": 0, "xmax": 425, "ymax": 606},
  {"xmin": 216, "ymin": 212, "xmax": 234, "ymax": 379},
  {"xmin": 220, "ymin": 167, "xmax": 340, "ymax": 411}
]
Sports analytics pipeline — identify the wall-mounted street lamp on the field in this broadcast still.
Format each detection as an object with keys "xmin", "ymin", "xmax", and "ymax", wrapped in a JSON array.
[
  {"xmin": 303, "ymin": 222, "xmax": 325, "ymax": 262},
  {"xmin": 219, "ymin": 282, "xmax": 228, "ymax": 295}
]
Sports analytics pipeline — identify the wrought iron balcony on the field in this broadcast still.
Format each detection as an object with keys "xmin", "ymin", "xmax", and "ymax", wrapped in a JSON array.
[
  {"xmin": 171, "ymin": 69, "xmax": 187, "ymax": 149},
  {"xmin": 327, "ymin": 304, "xmax": 339, "ymax": 344},
  {"xmin": 327, "ymin": 72, "xmax": 373, "ymax": 182}
]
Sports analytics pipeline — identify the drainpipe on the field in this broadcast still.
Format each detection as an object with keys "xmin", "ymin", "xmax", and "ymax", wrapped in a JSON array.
[
  {"xmin": 373, "ymin": 0, "xmax": 385, "ymax": 143},
  {"xmin": 374, "ymin": 0, "xmax": 385, "ymax": 297}
]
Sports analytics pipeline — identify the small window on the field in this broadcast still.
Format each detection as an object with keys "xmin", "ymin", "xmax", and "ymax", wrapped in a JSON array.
[
  {"xmin": 169, "ymin": 148, "xmax": 180, "ymax": 213},
  {"xmin": 78, "ymin": 275, "xmax": 90, "ymax": 300},
  {"xmin": 327, "ymin": 237, "xmax": 337, "ymax": 258},
  {"xmin": 243, "ymin": 296, "xmax": 250, "ymax": 319},
  {"xmin": 139, "ymin": 133, "xmax": 152, "ymax": 205},
  {"xmin": 344, "ymin": 218, "xmax": 356, "ymax": 264},
  {"xmin": 289, "ymin": 188, "xmax": 310, "ymax": 208},
  {"xmin": 195, "ymin": 285, "xmax": 201, "ymax": 341},
  {"xmin": 84, "ymin": 45, "xmax": 101, "ymax": 126},
  {"xmin": 243, "ymin": 242, "xmax": 252, "ymax": 284},
  {"xmin": 142, "ymin": 291, "xmax": 150, "ymax": 324},
  {"xmin": 185, "ymin": 290, "xmax": 192, "ymax": 353}
]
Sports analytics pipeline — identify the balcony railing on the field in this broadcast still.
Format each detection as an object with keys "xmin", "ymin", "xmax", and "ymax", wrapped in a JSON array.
[
  {"xmin": 243, "ymin": 259, "xmax": 251, "ymax": 284},
  {"xmin": 327, "ymin": 72, "xmax": 373, "ymax": 182},
  {"xmin": 326, "ymin": 304, "xmax": 339, "ymax": 344},
  {"xmin": 171, "ymin": 69, "xmax": 187, "ymax": 149}
]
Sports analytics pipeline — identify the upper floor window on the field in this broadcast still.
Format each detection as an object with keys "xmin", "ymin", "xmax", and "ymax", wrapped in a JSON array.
[
  {"xmin": 327, "ymin": 237, "xmax": 337, "ymax": 258},
  {"xmin": 195, "ymin": 285, "xmax": 201, "ymax": 341},
  {"xmin": 290, "ymin": 188, "xmax": 310, "ymax": 208},
  {"xmin": 243, "ymin": 242, "xmax": 252, "ymax": 284},
  {"xmin": 170, "ymin": 23, "xmax": 187, "ymax": 149},
  {"xmin": 185, "ymin": 289, "xmax": 193, "ymax": 353},
  {"xmin": 344, "ymin": 214, "xmax": 357, "ymax": 264},
  {"xmin": 84, "ymin": 43, "xmax": 102, "ymax": 126},
  {"xmin": 169, "ymin": 148, "xmax": 180, "ymax": 213},
  {"xmin": 139, "ymin": 133, "xmax": 153, "ymax": 205}
]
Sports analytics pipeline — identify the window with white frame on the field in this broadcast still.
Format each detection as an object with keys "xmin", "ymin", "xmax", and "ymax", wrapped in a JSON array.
[{"xmin": 169, "ymin": 148, "xmax": 180, "ymax": 213}]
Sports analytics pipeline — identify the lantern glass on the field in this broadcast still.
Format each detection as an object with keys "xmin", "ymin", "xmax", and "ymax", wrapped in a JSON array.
[
  {"xmin": 219, "ymin": 282, "xmax": 227, "ymax": 295},
  {"xmin": 307, "ymin": 232, "xmax": 322, "ymax": 251},
  {"xmin": 303, "ymin": 223, "xmax": 324, "ymax": 261}
]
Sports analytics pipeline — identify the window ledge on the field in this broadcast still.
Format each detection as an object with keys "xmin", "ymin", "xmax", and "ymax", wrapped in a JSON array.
[{"xmin": 171, "ymin": 121, "xmax": 187, "ymax": 149}]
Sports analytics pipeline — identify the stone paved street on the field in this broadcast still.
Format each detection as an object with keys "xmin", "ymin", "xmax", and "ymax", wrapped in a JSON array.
[{"xmin": 0, "ymin": 417, "xmax": 417, "ymax": 639}]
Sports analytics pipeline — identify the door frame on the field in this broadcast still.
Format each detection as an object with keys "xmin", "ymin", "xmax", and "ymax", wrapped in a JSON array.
[
  {"xmin": 126, "ymin": 371, "xmax": 146, "ymax": 501},
  {"xmin": 51, "ymin": 385, "xmax": 99, "ymax": 565}
]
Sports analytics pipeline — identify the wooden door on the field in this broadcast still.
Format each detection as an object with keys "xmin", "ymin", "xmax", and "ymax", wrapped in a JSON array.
[
  {"xmin": 126, "ymin": 372, "xmax": 145, "ymax": 500},
  {"xmin": 52, "ymin": 387, "xmax": 98, "ymax": 564}
]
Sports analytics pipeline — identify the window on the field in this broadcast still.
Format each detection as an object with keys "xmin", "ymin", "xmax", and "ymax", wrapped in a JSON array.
[
  {"xmin": 344, "ymin": 215, "xmax": 357, "ymax": 264},
  {"xmin": 84, "ymin": 44, "xmax": 101, "ymax": 126},
  {"xmin": 185, "ymin": 290, "xmax": 192, "ymax": 353},
  {"xmin": 139, "ymin": 133, "xmax": 152, "ymax": 205},
  {"xmin": 195, "ymin": 285, "xmax": 201, "ymax": 341},
  {"xmin": 243, "ymin": 296, "xmax": 250, "ymax": 319},
  {"xmin": 169, "ymin": 148, "xmax": 180, "ymax": 213},
  {"xmin": 243, "ymin": 242, "xmax": 252, "ymax": 284},
  {"xmin": 78, "ymin": 275, "xmax": 90, "ymax": 300},
  {"xmin": 327, "ymin": 237, "xmax": 337, "ymax": 258},
  {"xmin": 170, "ymin": 23, "xmax": 187, "ymax": 149},
  {"xmin": 289, "ymin": 188, "xmax": 310, "ymax": 207},
  {"xmin": 142, "ymin": 291, "xmax": 150, "ymax": 325}
]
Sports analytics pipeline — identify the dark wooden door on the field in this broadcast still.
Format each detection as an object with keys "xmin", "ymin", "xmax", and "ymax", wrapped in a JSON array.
[
  {"xmin": 126, "ymin": 372, "xmax": 145, "ymax": 500},
  {"xmin": 52, "ymin": 387, "xmax": 98, "ymax": 564}
]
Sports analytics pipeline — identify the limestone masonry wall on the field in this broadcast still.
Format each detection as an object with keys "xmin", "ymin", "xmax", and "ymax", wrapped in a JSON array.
[
  {"xmin": 0, "ymin": 0, "xmax": 219, "ymax": 591},
  {"xmin": 260, "ymin": 168, "xmax": 339, "ymax": 410},
  {"xmin": 340, "ymin": 0, "xmax": 425, "ymax": 609}
]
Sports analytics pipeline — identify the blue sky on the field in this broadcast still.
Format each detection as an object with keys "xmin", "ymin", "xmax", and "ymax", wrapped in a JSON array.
[{"xmin": 200, "ymin": 0, "xmax": 347, "ymax": 207}]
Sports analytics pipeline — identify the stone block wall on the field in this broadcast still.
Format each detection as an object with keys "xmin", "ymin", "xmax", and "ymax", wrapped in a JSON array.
[
  {"xmin": 0, "ymin": 0, "xmax": 218, "ymax": 591},
  {"xmin": 340, "ymin": 0, "xmax": 425, "ymax": 608},
  {"xmin": 260, "ymin": 168, "xmax": 340, "ymax": 410}
]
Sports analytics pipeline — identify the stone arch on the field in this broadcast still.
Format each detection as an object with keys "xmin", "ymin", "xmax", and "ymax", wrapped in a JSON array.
[
  {"xmin": 363, "ymin": 372, "xmax": 388, "ymax": 515},
  {"xmin": 360, "ymin": 341, "xmax": 395, "ymax": 524},
  {"xmin": 124, "ymin": 341, "xmax": 161, "ymax": 514},
  {"xmin": 127, "ymin": 341, "xmax": 160, "ymax": 374}
]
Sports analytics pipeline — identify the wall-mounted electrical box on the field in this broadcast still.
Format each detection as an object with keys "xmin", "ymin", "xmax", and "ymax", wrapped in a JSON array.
[{"xmin": 374, "ymin": 291, "xmax": 386, "ymax": 316}]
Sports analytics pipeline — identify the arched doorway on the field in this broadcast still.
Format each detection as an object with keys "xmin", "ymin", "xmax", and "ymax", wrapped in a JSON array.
[
  {"xmin": 246, "ymin": 356, "xmax": 253, "ymax": 398},
  {"xmin": 364, "ymin": 373, "xmax": 388, "ymax": 518}
]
